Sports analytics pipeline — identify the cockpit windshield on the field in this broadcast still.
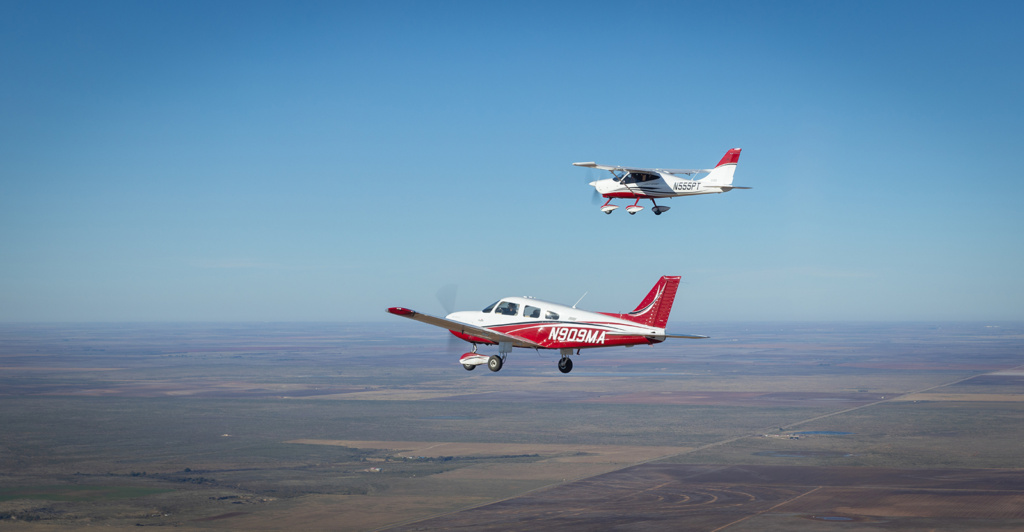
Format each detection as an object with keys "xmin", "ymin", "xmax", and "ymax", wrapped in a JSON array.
[
  {"xmin": 482, "ymin": 301, "xmax": 498, "ymax": 313},
  {"xmin": 494, "ymin": 301, "xmax": 519, "ymax": 316},
  {"xmin": 621, "ymin": 171, "xmax": 659, "ymax": 184}
]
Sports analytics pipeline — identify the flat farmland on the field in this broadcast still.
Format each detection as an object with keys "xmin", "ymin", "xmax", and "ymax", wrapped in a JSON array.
[
  {"xmin": 396, "ymin": 464, "xmax": 1024, "ymax": 531},
  {"xmin": 1, "ymin": 322, "xmax": 1022, "ymax": 530}
]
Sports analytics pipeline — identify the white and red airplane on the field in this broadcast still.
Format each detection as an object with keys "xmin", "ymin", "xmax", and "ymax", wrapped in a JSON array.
[
  {"xmin": 575, "ymin": 148, "xmax": 748, "ymax": 215},
  {"xmin": 386, "ymin": 276, "xmax": 706, "ymax": 374}
]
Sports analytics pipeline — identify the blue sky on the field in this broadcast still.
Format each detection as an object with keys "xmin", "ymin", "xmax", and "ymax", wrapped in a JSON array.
[{"xmin": 1, "ymin": 1, "xmax": 1022, "ymax": 322}]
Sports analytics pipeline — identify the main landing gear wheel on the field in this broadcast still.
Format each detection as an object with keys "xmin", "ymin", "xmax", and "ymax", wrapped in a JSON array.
[
  {"xmin": 462, "ymin": 364, "xmax": 476, "ymax": 371},
  {"xmin": 558, "ymin": 357, "xmax": 573, "ymax": 374},
  {"xmin": 487, "ymin": 355, "xmax": 503, "ymax": 372}
]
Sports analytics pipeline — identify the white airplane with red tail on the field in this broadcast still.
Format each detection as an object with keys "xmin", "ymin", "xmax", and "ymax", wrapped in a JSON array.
[
  {"xmin": 575, "ymin": 148, "xmax": 749, "ymax": 215},
  {"xmin": 386, "ymin": 276, "xmax": 706, "ymax": 374}
]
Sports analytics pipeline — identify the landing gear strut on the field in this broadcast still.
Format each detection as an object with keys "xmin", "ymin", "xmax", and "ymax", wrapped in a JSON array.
[
  {"xmin": 487, "ymin": 342, "xmax": 511, "ymax": 372},
  {"xmin": 463, "ymin": 344, "xmax": 479, "ymax": 370},
  {"xmin": 558, "ymin": 348, "xmax": 575, "ymax": 374}
]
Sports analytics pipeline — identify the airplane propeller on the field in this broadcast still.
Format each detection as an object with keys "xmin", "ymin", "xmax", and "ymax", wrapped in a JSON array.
[
  {"xmin": 436, "ymin": 284, "xmax": 457, "ymax": 315},
  {"xmin": 585, "ymin": 168, "xmax": 602, "ymax": 205},
  {"xmin": 435, "ymin": 284, "xmax": 463, "ymax": 353}
]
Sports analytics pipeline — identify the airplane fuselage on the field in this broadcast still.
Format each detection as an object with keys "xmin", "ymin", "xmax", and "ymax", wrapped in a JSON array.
[
  {"xmin": 445, "ymin": 296, "xmax": 665, "ymax": 349},
  {"xmin": 387, "ymin": 275, "xmax": 700, "ymax": 374},
  {"xmin": 592, "ymin": 174, "xmax": 732, "ymax": 199},
  {"xmin": 577, "ymin": 148, "xmax": 744, "ymax": 215}
]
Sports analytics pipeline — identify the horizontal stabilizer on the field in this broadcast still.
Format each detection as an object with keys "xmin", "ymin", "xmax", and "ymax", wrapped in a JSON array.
[
  {"xmin": 603, "ymin": 331, "xmax": 708, "ymax": 340},
  {"xmin": 604, "ymin": 330, "xmax": 661, "ymax": 337}
]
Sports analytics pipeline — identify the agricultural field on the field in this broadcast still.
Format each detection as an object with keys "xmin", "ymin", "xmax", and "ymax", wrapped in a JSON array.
[
  {"xmin": 399, "ymin": 464, "xmax": 1024, "ymax": 531},
  {"xmin": 0, "ymin": 322, "xmax": 1022, "ymax": 530}
]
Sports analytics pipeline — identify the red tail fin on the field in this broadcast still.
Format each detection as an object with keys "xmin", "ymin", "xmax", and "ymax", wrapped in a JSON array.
[
  {"xmin": 625, "ymin": 276, "xmax": 680, "ymax": 329},
  {"xmin": 715, "ymin": 148, "xmax": 741, "ymax": 168}
]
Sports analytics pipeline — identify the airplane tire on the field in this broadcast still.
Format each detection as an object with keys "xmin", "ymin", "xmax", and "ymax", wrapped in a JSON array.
[
  {"xmin": 558, "ymin": 357, "xmax": 573, "ymax": 374},
  {"xmin": 463, "ymin": 364, "xmax": 476, "ymax": 371},
  {"xmin": 487, "ymin": 356, "xmax": 503, "ymax": 372}
]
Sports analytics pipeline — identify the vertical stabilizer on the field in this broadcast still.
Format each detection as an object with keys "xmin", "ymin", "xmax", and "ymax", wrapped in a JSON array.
[
  {"xmin": 625, "ymin": 276, "xmax": 680, "ymax": 329},
  {"xmin": 700, "ymin": 148, "xmax": 741, "ymax": 187}
]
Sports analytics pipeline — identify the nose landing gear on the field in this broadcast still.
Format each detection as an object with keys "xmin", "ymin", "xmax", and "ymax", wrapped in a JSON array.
[{"xmin": 600, "ymin": 198, "xmax": 619, "ymax": 214}]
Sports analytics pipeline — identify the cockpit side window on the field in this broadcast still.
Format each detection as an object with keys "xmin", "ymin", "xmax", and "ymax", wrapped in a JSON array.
[
  {"xmin": 524, "ymin": 305, "xmax": 541, "ymax": 318},
  {"xmin": 482, "ymin": 301, "xmax": 498, "ymax": 313},
  {"xmin": 545, "ymin": 310, "xmax": 559, "ymax": 320},
  {"xmin": 494, "ymin": 301, "xmax": 519, "ymax": 316}
]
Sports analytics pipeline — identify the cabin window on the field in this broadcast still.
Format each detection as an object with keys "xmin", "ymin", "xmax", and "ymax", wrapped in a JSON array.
[
  {"xmin": 524, "ymin": 305, "xmax": 541, "ymax": 318},
  {"xmin": 494, "ymin": 301, "xmax": 519, "ymax": 316},
  {"xmin": 545, "ymin": 310, "xmax": 559, "ymax": 320},
  {"xmin": 482, "ymin": 301, "xmax": 498, "ymax": 313}
]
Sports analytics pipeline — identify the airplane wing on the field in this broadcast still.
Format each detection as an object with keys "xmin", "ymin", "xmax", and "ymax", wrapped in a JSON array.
[
  {"xmin": 385, "ymin": 307, "xmax": 542, "ymax": 348},
  {"xmin": 573, "ymin": 162, "xmax": 621, "ymax": 171},
  {"xmin": 574, "ymin": 162, "xmax": 711, "ymax": 176},
  {"xmin": 661, "ymin": 168, "xmax": 712, "ymax": 176}
]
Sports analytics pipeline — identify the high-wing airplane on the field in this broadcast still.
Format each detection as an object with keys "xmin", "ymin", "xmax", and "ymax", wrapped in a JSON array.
[
  {"xmin": 386, "ymin": 276, "xmax": 706, "ymax": 374},
  {"xmin": 575, "ymin": 148, "xmax": 748, "ymax": 215}
]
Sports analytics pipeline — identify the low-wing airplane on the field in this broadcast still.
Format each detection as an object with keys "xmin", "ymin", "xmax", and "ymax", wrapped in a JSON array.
[
  {"xmin": 386, "ymin": 276, "xmax": 706, "ymax": 374},
  {"xmin": 575, "ymin": 148, "xmax": 748, "ymax": 215}
]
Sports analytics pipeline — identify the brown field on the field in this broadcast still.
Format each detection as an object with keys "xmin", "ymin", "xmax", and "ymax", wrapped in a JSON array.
[
  {"xmin": 288, "ymin": 439, "xmax": 691, "ymax": 463},
  {"xmin": 573, "ymin": 391, "xmax": 890, "ymax": 407},
  {"xmin": 892, "ymin": 393, "xmax": 1024, "ymax": 402},
  {"xmin": 394, "ymin": 464, "xmax": 1024, "ymax": 531},
  {"xmin": 2, "ymin": 322, "xmax": 1024, "ymax": 530}
]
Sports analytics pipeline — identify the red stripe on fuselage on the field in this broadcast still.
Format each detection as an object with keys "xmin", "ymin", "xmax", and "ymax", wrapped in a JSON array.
[
  {"xmin": 604, "ymin": 192, "xmax": 649, "ymax": 199},
  {"xmin": 449, "ymin": 322, "xmax": 660, "ymax": 349}
]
